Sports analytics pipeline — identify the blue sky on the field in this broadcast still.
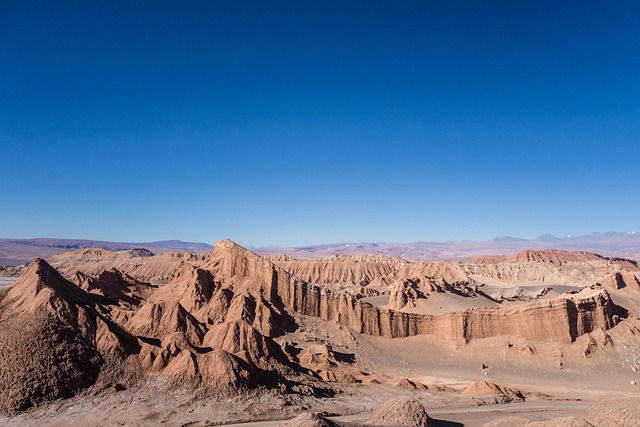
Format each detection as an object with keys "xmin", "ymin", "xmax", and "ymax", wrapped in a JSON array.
[{"xmin": 1, "ymin": 1, "xmax": 638, "ymax": 246}]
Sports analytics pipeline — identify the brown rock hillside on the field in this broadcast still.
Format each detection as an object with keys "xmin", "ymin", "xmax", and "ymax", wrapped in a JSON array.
[
  {"xmin": 0, "ymin": 249, "xmax": 303, "ymax": 414},
  {"xmin": 0, "ymin": 259, "xmax": 103, "ymax": 413}
]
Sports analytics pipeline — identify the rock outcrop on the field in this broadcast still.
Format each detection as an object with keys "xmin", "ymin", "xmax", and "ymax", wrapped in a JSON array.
[
  {"xmin": 366, "ymin": 397, "xmax": 432, "ymax": 427},
  {"xmin": 394, "ymin": 377, "xmax": 428, "ymax": 391},
  {"xmin": 0, "ymin": 260, "xmax": 103, "ymax": 413},
  {"xmin": 597, "ymin": 270, "xmax": 640, "ymax": 291},
  {"xmin": 462, "ymin": 381, "xmax": 525, "ymax": 403},
  {"xmin": 275, "ymin": 274, "xmax": 623, "ymax": 343},
  {"xmin": 388, "ymin": 279, "xmax": 423, "ymax": 310},
  {"xmin": 279, "ymin": 412, "xmax": 339, "ymax": 427}
]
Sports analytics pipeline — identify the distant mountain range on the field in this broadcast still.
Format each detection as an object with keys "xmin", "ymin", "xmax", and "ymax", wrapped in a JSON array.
[
  {"xmin": 251, "ymin": 232, "xmax": 640, "ymax": 261},
  {"xmin": 1, "ymin": 232, "xmax": 638, "ymax": 265}
]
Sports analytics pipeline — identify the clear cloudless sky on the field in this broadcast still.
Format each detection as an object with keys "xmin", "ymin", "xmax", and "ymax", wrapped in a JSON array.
[{"xmin": 1, "ymin": 1, "xmax": 639, "ymax": 247}]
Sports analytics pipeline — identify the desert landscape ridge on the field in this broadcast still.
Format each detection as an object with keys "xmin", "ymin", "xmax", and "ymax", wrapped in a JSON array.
[{"xmin": 0, "ymin": 240, "xmax": 639, "ymax": 425}]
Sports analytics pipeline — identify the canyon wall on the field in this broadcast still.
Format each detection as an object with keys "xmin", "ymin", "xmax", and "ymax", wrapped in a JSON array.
[
  {"xmin": 275, "ymin": 276, "xmax": 621, "ymax": 343},
  {"xmin": 217, "ymin": 241, "xmax": 624, "ymax": 344}
]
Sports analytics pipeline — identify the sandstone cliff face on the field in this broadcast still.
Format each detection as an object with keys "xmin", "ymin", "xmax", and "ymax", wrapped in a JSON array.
[
  {"xmin": 211, "ymin": 242, "xmax": 624, "ymax": 344},
  {"xmin": 597, "ymin": 270, "xmax": 640, "ymax": 291},
  {"xmin": 275, "ymin": 275, "xmax": 621, "ymax": 342}
]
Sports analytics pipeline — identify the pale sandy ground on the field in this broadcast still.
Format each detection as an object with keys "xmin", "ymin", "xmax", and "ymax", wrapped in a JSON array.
[
  {"xmin": 329, "ymin": 400, "xmax": 593, "ymax": 426},
  {"xmin": 0, "ymin": 381, "xmax": 601, "ymax": 427},
  {"xmin": 219, "ymin": 401, "xmax": 591, "ymax": 427}
]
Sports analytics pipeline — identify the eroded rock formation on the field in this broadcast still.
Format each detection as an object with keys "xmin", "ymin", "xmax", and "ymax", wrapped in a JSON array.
[
  {"xmin": 0, "ymin": 241, "xmax": 633, "ymax": 414},
  {"xmin": 366, "ymin": 397, "xmax": 432, "ymax": 427}
]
